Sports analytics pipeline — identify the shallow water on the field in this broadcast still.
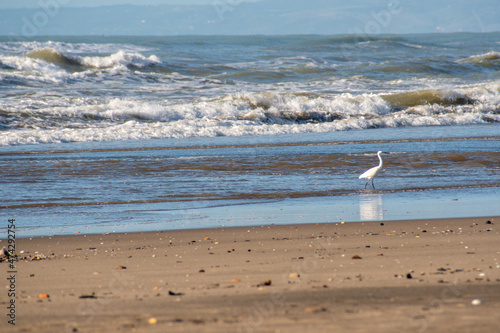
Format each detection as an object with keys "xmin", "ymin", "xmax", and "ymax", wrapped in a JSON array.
[{"xmin": 1, "ymin": 124, "xmax": 499, "ymax": 236}]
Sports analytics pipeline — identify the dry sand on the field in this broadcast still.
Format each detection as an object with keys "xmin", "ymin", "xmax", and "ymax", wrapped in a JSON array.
[{"xmin": 2, "ymin": 217, "xmax": 500, "ymax": 333}]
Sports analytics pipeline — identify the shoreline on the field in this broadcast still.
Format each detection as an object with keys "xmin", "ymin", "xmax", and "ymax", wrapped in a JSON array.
[
  {"xmin": 10, "ymin": 185, "xmax": 500, "ymax": 238},
  {"xmin": 2, "ymin": 216, "xmax": 500, "ymax": 332},
  {"xmin": 10, "ymin": 215, "xmax": 500, "ymax": 239}
]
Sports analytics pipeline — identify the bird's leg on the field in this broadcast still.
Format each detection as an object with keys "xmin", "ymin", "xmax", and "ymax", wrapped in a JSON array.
[
  {"xmin": 371, "ymin": 179, "xmax": 375, "ymax": 189},
  {"xmin": 364, "ymin": 180, "xmax": 369, "ymax": 189}
]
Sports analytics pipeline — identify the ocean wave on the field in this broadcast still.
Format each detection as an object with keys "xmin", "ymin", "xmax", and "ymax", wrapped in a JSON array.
[
  {"xmin": 26, "ymin": 48, "xmax": 82, "ymax": 69},
  {"xmin": 0, "ymin": 47, "xmax": 165, "ymax": 86},
  {"xmin": 1, "ymin": 109, "xmax": 495, "ymax": 146},
  {"xmin": 226, "ymin": 91, "xmax": 391, "ymax": 124},
  {"xmin": 457, "ymin": 51, "xmax": 500, "ymax": 68},
  {"xmin": 1, "ymin": 84, "xmax": 499, "ymax": 146},
  {"xmin": 0, "ymin": 52, "xmax": 71, "ymax": 84},
  {"xmin": 23, "ymin": 48, "xmax": 162, "ymax": 70},
  {"xmin": 79, "ymin": 50, "xmax": 161, "ymax": 69},
  {"xmin": 381, "ymin": 89, "xmax": 475, "ymax": 108}
]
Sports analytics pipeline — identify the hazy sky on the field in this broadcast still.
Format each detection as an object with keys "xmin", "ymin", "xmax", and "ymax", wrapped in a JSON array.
[
  {"xmin": 1, "ymin": 0, "xmax": 498, "ymax": 35},
  {"xmin": 0, "ymin": 0, "xmax": 260, "ymax": 8}
]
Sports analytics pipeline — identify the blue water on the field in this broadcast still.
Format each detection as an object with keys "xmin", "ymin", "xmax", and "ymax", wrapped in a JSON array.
[{"xmin": 1, "ymin": 34, "xmax": 499, "ymax": 236}]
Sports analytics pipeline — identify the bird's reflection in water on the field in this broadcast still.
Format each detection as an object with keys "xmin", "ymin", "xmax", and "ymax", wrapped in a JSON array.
[{"xmin": 360, "ymin": 193, "xmax": 383, "ymax": 221}]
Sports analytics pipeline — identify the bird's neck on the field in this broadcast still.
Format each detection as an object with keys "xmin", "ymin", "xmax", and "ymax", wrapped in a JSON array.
[{"xmin": 378, "ymin": 154, "xmax": 383, "ymax": 167}]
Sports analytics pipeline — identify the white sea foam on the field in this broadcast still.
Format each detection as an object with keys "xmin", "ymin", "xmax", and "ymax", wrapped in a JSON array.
[
  {"xmin": 0, "ymin": 54, "xmax": 70, "ymax": 84},
  {"xmin": 1, "ymin": 84, "xmax": 499, "ymax": 146},
  {"xmin": 0, "ymin": 40, "xmax": 151, "ymax": 56},
  {"xmin": 0, "ymin": 48, "xmax": 162, "ymax": 87},
  {"xmin": 79, "ymin": 51, "xmax": 161, "ymax": 69},
  {"xmin": 457, "ymin": 51, "xmax": 500, "ymax": 63},
  {"xmin": 1, "ymin": 109, "xmax": 493, "ymax": 146}
]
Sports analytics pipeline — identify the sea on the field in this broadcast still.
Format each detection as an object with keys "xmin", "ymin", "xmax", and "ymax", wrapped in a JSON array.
[{"xmin": 1, "ymin": 33, "xmax": 499, "ymax": 237}]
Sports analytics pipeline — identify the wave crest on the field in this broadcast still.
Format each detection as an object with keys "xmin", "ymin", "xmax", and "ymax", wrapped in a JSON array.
[
  {"xmin": 457, "ymin": 51, "xmax": 500, "ymax": 68},
  {"xmin": 381, "ymin": 89, "xmax": 475, "ymax": 108},
  {"xmin": 26, "ymin": 48, "xmax": 81, "ymax": 68},
  {"xmin": 80, "ymin": 50, "xmax": 161, "ymax": 69},
  {"xmin": 25, "ymin": 48, "xmax": 161, "ymax": 70}
]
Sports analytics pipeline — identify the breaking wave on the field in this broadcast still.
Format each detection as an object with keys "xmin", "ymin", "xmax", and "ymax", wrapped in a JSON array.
[
  {"xmin": 457, "ymin": 51, "xmax": 500, "ymax": 68},
  {"xmin": 24, "ymin": 48, "xmax": 161, "ymax": 70},
  {"xmin": 0, "ymin": 47, "xmax": 164, "ymax": 85},
  {"xmin": 26, "ymin": 48, "xmax": 81, "ymax": 68},
  {"xmin": 1, "ymin": 83, "xmax": 499, "ymax": 146}
]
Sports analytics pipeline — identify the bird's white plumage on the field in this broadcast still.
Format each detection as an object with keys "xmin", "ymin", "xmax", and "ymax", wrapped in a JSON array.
[{"xmin": 359, "ymin": 151, "xmax": 384, "ymax": 189}]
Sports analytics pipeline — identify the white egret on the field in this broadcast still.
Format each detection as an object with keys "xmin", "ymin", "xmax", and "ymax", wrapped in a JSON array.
[{"xmin": 359, "ymin": 151, "xmax": 384, "ymax": 189}]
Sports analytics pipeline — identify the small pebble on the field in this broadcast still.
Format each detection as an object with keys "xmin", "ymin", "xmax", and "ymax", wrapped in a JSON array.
[
  {"xmin": 257, "ymin": 279, "xmax": 272, "ymax": 287},
  {"xmin": 305, "ymin": 307, "xmax": 327, "ymax": 313},
  {"xmin": 471, "ymin": 299, "xmax": 482, "ymax": 306}
]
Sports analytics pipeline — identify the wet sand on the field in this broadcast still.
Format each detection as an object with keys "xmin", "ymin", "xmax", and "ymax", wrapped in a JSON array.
[{"xmin": 2, "ymin": 217, "xmax": 500, "ymax": 332}]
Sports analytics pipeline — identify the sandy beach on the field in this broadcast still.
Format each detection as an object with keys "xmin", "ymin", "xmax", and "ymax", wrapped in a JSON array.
[{"xmin": 2, "ymin": 216, "xmax": 500, "ymax": 333}]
